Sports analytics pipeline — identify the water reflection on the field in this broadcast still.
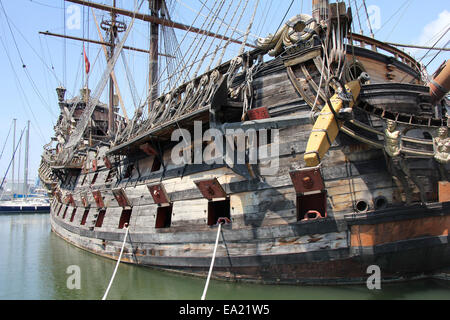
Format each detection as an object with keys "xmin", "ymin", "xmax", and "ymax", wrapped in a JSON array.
[{"xmin": 0, "ymin": 214, "xmax": 449, "ymax": 300}]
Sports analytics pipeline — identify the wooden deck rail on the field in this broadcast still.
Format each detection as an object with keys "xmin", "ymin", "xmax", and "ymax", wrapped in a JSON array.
[{"xmin": 349, "ymin": 33, "xmax": 421, "ymax": 71}]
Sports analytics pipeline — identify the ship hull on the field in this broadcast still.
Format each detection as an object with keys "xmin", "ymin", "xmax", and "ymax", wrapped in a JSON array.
[
  {"xmin": 49, "ymin": 202, "xmax": 450, "ymax": 285},
  {"xmin": 40, "ymin": 28, "xmax": 450, "ymax": 286}
]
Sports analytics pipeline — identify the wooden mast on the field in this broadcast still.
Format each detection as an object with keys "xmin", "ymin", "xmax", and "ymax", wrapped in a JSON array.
[
  {"xmin": 108, "ymin": 0, "xmax": 117, "ymax": 136},
  {"xmin": 312, "ymin": 0, "xmax": 329, "ymax": 24},
  {"xmin": 92, "ymin": 10, "xmax": 128, "ymax": 123},
  {"xmin": 149, "ymin": 0, "xmax": 162, "ymax": 114}
]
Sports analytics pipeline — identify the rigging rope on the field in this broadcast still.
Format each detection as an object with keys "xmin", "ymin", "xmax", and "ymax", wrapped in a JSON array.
[
  {"xmin": 102, "ymin": 225, "xmax": 130, "ymax": 300},
  {"xmin": 158, "ymin": 0, "xmax": 187, "ymax": 94},
  {"xmin": 63, "ymin": 0, "xmax": 66, "ymax": 86},
  {"xmin": 397, "ymin": 26, "xmax": 450, "ymax": 83},
  {"xmin": 0, "ymin": 0, "xmax": 25, "ymax": 67},
  {"xmin": 147, "ymin": 0, "xmax": 211, "ymax": 105},
  {"xmin": 0, "ymin": 121, "xmax": 13, "ymax": 162},
  {"xmin": 179, "ymin": 0, "xmax": 259, "ymax": 40},
  {"xmin": 7, "ymin": 14, "xmax": 63, "ymax": 87},
  {"xmin": 238, "ymin": 0, "xmax": 259, "ymax": 56},
  {"xmin": 266, "ymin": 0, "xmax": 295, "ymax": 46},
  {"xmin": 38, "ymin": 36, "xmax": 55, "ymax": 110},
  {"xmin": 384, "ymin": 0, "xmax": 413, "ymax": 42},
  {"xmin": 419, "ymin": 27, "xmax": 450, "ymax": 64},
  {"xmin": 177, "ymin": 0, "xmax": 227, "ymax": 84},
  {"xmin": 255, "ymin": 0, "xmax": 272, "ymax": 36},
  {"xmin": 0, "ymin": 1, "xmax": 57, "ymax": 120},
  {"xmin": 0, "ymin": 36, "xmax": 46, "ymax": 143},
  {"xmin": 362, "ymin": 0, "xmax": 374, "ymax": 38},
  {"xmin": 193, "ymin": 0, "xmax": 237, "ymax": 78},
  {"xmin": 215, "ymin": 0, "xmax": 251, "ymax": 67},
  {"xmin": 65, "ymin": 0, "xmax": 145, "ymax": 150},
  {"xmin": 150, "ymin": 0, "xmax": 256, "ymax": 103},
  {"xmin": 201, "ymin": 222, "xmax": 222, "ymax": 301},
  {"xmin": 425, "ymin": 39, "xmax": 450, "ymax": 69},
  {"xmin": 120, "ymin": 51, "xmax": 140, "ymax": 108},
  {"xmin": 352, "ymin": 0, "xmax": 363, "ymax": 34},
  {"xmin": 204, "ymin": 0, "xmax": 246, "ymax": 73},
  {"xmin": 374, "ymin": 0, "xmax": 410, "ymax": 36}
]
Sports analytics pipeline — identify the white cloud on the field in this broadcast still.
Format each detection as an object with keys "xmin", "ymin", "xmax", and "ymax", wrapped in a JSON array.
[
  {"xmin": 412, "ymin": 10, "xmax": 450, "ymax": 72},
  {"xmin": 416, "ymin": 10, "xmax": 450, "ymax": 47}
]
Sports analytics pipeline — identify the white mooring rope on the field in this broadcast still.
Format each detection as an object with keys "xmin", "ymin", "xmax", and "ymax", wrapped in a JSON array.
[
  {"xmin": 201, "ymin": 222, "xmax": 223, "ymax": 300},
  {"xmin": 102, "ymin": 225, "xmax": 130, "ymax": 300}
]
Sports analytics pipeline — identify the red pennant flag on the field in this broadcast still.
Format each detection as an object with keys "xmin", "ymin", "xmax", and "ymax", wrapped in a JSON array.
[{"xmin": 83, "ymin": 44, "xmax": 90, "ymax": 74}]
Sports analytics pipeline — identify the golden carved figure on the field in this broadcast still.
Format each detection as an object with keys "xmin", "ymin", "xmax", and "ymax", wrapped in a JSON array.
[
  {"xmin": 384, "ymin": 120, "xmax": 401, "ymax": 157},
  {"xmin": 383, "ymin": 120, "xmax": 426, "ymax": 204},
  {"xmin": 434, "ymin": 127, "xmax": 450, "ymax": 164},
  {"xmin": 433, "ymin": 126, "xmax": 450, "ymax": 181}
]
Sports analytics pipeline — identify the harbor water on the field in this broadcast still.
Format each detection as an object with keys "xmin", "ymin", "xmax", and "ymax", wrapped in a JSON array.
[{"xmin": 0, "ymin": 213, "xmax": 449, "ymax": 300}]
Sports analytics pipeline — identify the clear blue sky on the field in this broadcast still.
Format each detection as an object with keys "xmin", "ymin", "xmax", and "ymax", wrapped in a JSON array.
[{"xmin": 0, "ymin": 0, "xmax": 449, "ymax": 184}]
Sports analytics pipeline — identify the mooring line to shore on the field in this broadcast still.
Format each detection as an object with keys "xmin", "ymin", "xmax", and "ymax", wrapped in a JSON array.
[
  {"xmin": 201, "ymin": 222, "xmax": 223, "ymax": 300},
  {"xmin": 102, "ymin": 224, "xmax": 130, "ymax": 300}
]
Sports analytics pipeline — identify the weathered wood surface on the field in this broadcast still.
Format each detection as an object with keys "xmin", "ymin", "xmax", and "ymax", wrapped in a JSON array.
[
  {"xmin": 62, "ymin": 112, "xmax": 435, "ymax": 226},
  {"xmin": 45, "ymin": 37, "xmax": 450, "ymax": 284},
  {"xmin": 50, "ymin": 203, "xmax": 450, "ymax": 285}
]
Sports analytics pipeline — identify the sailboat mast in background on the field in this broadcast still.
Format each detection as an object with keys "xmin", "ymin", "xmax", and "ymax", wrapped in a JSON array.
[
  {"xmin": 23, "ymin": 120, "xmax": 30, "ymax": 197},
  {"xmin": 11, "ymin": 118, "xmax": 16, "ymax": 194}
]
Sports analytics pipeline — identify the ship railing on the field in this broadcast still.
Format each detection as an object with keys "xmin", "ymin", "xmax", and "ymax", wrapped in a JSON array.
[
  {"xmin": 114, "ymin": 69, "xmax": 226, "ymax": 147},
  {"xmin": 41, "ymin": 152, "xmax": 57, "ymax": 167},
  {"xmin": 113, "ymin": 48, "xmax": 266, "ymax": 152},
  {"xmin": 344, "ymin": 119, "xmax": 434, "ymax": 157},
  {"xmin": 349, "ymin": 33, "xmax": 421, "ymax": 72},
  {"xmin": 49, "ymin": 152, "xmax": 85, "ymax": 169},
  {"xmin": 38, "ymin": 158, "xmax": 55, "ymax": 184}
]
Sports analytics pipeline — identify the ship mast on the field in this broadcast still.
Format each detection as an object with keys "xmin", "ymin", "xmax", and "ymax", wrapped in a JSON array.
[
  {"xmin": 109, "ymin": 1, "xmax": 116, "ymax": 135},
  {"xmin": 103, "ymin": 0, "xmax": 120, "ymax": 136},
  {"xmin": 99, "ymin": 0, "xmax": 126, "ymax": 136},
  {"xmin": 312, "ymin": 0, "xmax": 329, "ymax": 24},
  {"xmin": 149, "ymin": 0, "xmax": 162, "ymax": 113}
]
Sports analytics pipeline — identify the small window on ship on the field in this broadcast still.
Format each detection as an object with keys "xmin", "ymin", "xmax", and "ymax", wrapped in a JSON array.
[
  {"xmin": 151, "ymin": 156, "xmax": 162, "ymax": 173},
  {"xmin": 155, "ymin": 205, "xmax": 173, "ymax": 229},
  {"xmin": 207, "ymin": 198, "xmax": 231, "ymax": 226},
  {"xmin": 118, "ymin": 208, "xmax": 132, "ymax": 229}
]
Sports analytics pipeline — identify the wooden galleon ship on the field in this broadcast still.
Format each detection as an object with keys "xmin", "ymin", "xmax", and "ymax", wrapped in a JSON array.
[{"xmin": 39, "ymin": 0, "xmax": 450, "ymax": 285}]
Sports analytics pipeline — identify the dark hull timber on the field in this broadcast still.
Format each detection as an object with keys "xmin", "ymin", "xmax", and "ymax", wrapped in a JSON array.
[
  {"xmin": 40, "ymin": 4, "xmax": 450, "ymax": 285},
  {"xmin": 50, "ymin": 202, "xmax": 450, "ymax": 285}
]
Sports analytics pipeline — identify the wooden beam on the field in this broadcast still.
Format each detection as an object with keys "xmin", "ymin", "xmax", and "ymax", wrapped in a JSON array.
[
  {"xmin": 108, "ymin": 0, "xmax": 116, "ymax": 136},
  {"xmin": 350, "ymin": 33, "xmax": 419, "ymax": 67},
  {"xmin": 385, "ymin": 42, "xmax": 450, "ymax": 52},
  {"xmin": 39, "ymin": 31, "xmax": 175, "ymax": 58},
  {"xmin": 65, "ymin": 0, "xmax": 258, "ymax": 49}
]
